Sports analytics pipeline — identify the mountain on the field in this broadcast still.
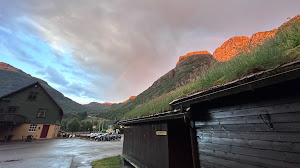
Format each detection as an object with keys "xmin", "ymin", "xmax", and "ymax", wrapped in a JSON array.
[
  {"xmin": 99, "ymin": 14, "xmax": 300, "ymax": 120},
  {"xmin": 84, "ymin": 102, "xmax": 118, "ymax": 110},
  {"xmin": 0, "ymin": 62, "xmax": 87, "ymax": 114},
  {"xmin": 96, "ymin": 51, "xmax": 217, "ymax": 119},
  {"xmin": 213, "ymin": 29, "xmax": 277, "ymax": 61},
  {"xmin": 84, "ymin": 95, "xmax": 136, "ymax": 111}
]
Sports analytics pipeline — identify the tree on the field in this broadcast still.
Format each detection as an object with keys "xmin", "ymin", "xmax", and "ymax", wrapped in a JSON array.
[
  {"xmin": 60, "ymin": 119, "xmax": 68, "ymax": 131},
  {"xmin": 67, "ymin": 118, "xmax": 80, "ymax": 134},
  {"xmin": 77, "ymin": 111, "xmax": 88, "ymax": 120},
  {"xmin": 80, "ymin": 121, "xmax": 92, "ymax": 132}
]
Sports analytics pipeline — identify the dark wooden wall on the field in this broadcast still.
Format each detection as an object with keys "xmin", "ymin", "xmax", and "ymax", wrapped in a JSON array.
[
  {"xmin": 123, "ymin": 119, "xmax": 195, "ymax": 168},
  {"xmin": 123, "ymin": 122, "xmax": 169, "ymax": 168},
  {"xmin": 194, "ymin": 78, "xmax": 300, "ymax": 168}
]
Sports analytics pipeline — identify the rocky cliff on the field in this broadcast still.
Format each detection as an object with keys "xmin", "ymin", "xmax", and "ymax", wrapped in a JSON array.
[
  {"xmin": 213, "ymin": 29, "xmax": 277, "ymax": 61},
  {"xmin": 213, "ymin": 36, "xmax": 251, "ymax": 62},
  {"xmin": 249, "ymin": 29, "xmax": 277, "ymax": 47}
]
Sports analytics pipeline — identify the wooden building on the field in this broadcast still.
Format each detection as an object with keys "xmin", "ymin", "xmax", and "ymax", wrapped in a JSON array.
[
  {"xmin": 119, "ymin": 61, "xmax": 300, "ymax": 168},
  {"xmin": 0, "ymin": 82, "xmax": 63, "ymax": 141}
]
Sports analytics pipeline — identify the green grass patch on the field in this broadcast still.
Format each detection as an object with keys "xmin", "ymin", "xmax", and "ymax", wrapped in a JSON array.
[
  {"xmin": 123, "ymin": 20, "xmax": 300, "ymax": 119},
  {"xmin": 91, "ymin": 156, "xmax": 122, "ymax": 168}
]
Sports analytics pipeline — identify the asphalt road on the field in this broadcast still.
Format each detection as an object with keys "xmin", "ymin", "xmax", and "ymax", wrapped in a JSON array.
[{"xmin": 0, "ymin": 138, "xmax": 123, "ymax": 168}]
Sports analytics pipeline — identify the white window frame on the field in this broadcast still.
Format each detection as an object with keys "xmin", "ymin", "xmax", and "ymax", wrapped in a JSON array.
[
  {"xmin": 29, "ymin": 124, "xmax": 37, "ymax": 132},
  {"xmin": 37, "ymin": 108, "xmax": 47, "ymax": 118}
]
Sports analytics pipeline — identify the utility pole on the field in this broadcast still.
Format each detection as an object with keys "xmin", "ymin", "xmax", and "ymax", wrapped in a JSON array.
[{"xmin": 98, "ymin": 118, "xmax": 100, "ymax": 132}]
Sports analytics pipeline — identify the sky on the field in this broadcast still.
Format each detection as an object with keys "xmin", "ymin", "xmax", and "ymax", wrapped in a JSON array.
[{"xmin": 0, "ymin": 0, "xmax": 299, "ymax": 104}]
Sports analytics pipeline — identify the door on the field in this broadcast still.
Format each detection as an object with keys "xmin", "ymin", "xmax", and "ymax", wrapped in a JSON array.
[{"xmin": 40, "ymin": 125, "xmax": 50, "ymax": 138}]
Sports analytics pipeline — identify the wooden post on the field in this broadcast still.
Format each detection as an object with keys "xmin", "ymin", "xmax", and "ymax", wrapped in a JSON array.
[{"xmin": 186, "ymin": 111, "xmax": 200, "ymax": 168}]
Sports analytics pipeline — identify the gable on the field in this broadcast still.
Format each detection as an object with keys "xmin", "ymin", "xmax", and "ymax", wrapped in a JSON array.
[{"xmin": 0, "ymin": 82, "xmax": 63, "ymax": 125}]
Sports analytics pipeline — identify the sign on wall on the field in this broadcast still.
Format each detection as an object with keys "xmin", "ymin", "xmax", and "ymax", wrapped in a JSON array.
[{"xmin": 156, "ymin": 131, "xmax": 167, "ymax": 136}]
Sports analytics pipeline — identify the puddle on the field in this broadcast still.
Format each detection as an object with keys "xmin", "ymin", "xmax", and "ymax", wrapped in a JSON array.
[{"xmin": 4, "ymin": 159, "xmax": 22, "ymax": 162}]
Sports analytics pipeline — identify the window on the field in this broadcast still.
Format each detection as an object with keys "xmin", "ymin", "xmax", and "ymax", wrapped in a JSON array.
[
  {"xmin": 6, "ymin": 106, "xmax": 18, "ymax": 113},
  {"xmin": 37, "ymin": 108, "xmax": 47, "ymax": 118},
  {"xmin": 29, "ymin": 124, "xmax": 37, "ymax": 132},
  {"xmin": 1, "ymin": 97, "xmax": 10, "ymax": 102},
  {"xmin": 27, "ymin": 92, "xmax": 38, "ymax": 101}
]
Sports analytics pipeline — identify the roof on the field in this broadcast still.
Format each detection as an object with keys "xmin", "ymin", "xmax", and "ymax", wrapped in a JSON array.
[
  {"xmin": 119, "ymin": 60, "xmax": 300, "ymax": 125},
  {"xmin": 170, "ymin": 60, "xmax": 300, "ymax": 108},
  {"xmin": 0, "ymin": 81, "xmax": 63, "ymax": 115},
  {"xmin": 118, "ymin": 109, "xmax": 184, "ymax": 125}
]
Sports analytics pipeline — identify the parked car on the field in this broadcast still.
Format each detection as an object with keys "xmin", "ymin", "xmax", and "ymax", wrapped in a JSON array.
[
  {"xmin": 94, "ymin": 133, "xmax": 104, "ymax": 141},
  {"xmin": 110, "ymin": 133, "xmax": 121, "ymax": 141},
  {"xmin": 95, "ymin": 133, "xmax": 121, "ymax": 141}
]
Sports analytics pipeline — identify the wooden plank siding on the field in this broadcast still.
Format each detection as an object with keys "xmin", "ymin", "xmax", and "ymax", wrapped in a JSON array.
[
  {"xmin": 195, "ymin": 93, "xmax": 300, "ymax": 167},
  {"xmin": 123, "ymin": 122, "xmax": 169, "ymax": 168},
  {"xmin": 123, "ymin": 119, "xmax": 194, "ymax": 168}
]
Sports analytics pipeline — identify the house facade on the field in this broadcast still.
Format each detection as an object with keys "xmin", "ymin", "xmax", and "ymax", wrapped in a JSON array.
[{"xmin": 0, "ymin": 82, "xmax": 63, "ymax": 141}]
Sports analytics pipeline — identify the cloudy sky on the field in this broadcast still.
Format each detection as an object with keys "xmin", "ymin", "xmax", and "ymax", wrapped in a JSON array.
[{"xmin": 0, "ymin": 0, "xmax": 299, "ymax": 103}]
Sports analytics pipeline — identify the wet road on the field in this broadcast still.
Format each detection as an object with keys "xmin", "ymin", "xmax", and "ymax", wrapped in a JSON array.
[{"xmin": 0, "ymin": 138, "xmax": 123, "ymax": 168}]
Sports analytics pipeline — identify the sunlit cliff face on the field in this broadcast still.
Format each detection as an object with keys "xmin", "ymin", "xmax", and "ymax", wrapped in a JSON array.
[
  {"xmin": 175, "ymin": 27, "xmax": 278, "ymax": 69},
  {"xmin": 102, "ymin": 102, "xmax": 118, "ymax": 105},
  {"xmin": 176, "ymin": 51, "xmax": 211, "ymax": 65},
  {"xmin": 123, "ymin": 96, "xmax": 137, "ymax": 103},
  {"xmin": 249, "ymin": 29, "xmax": 278, "ymax": 47},
  {"xmin": 212, "ymin": 36, "xmax": 251, "ymax": 62},
  {"xmin": 212, "ymin": 29, "xmax": 277, "ymax": 62}
]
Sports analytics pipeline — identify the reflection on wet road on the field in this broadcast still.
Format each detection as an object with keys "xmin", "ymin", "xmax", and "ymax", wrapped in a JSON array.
[{"xmin": 0, "ymin": 138, "xmax": 123, "ymax": 168}]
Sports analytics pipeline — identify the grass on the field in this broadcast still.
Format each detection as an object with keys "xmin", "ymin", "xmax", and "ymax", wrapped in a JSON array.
[
  {"xmin": 91, "ymin": 156, "xmax": 122, "ymax": 168},
  {"xmin": 122, "ymin": 20, "xmax": 300, "ymax": 120}
]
